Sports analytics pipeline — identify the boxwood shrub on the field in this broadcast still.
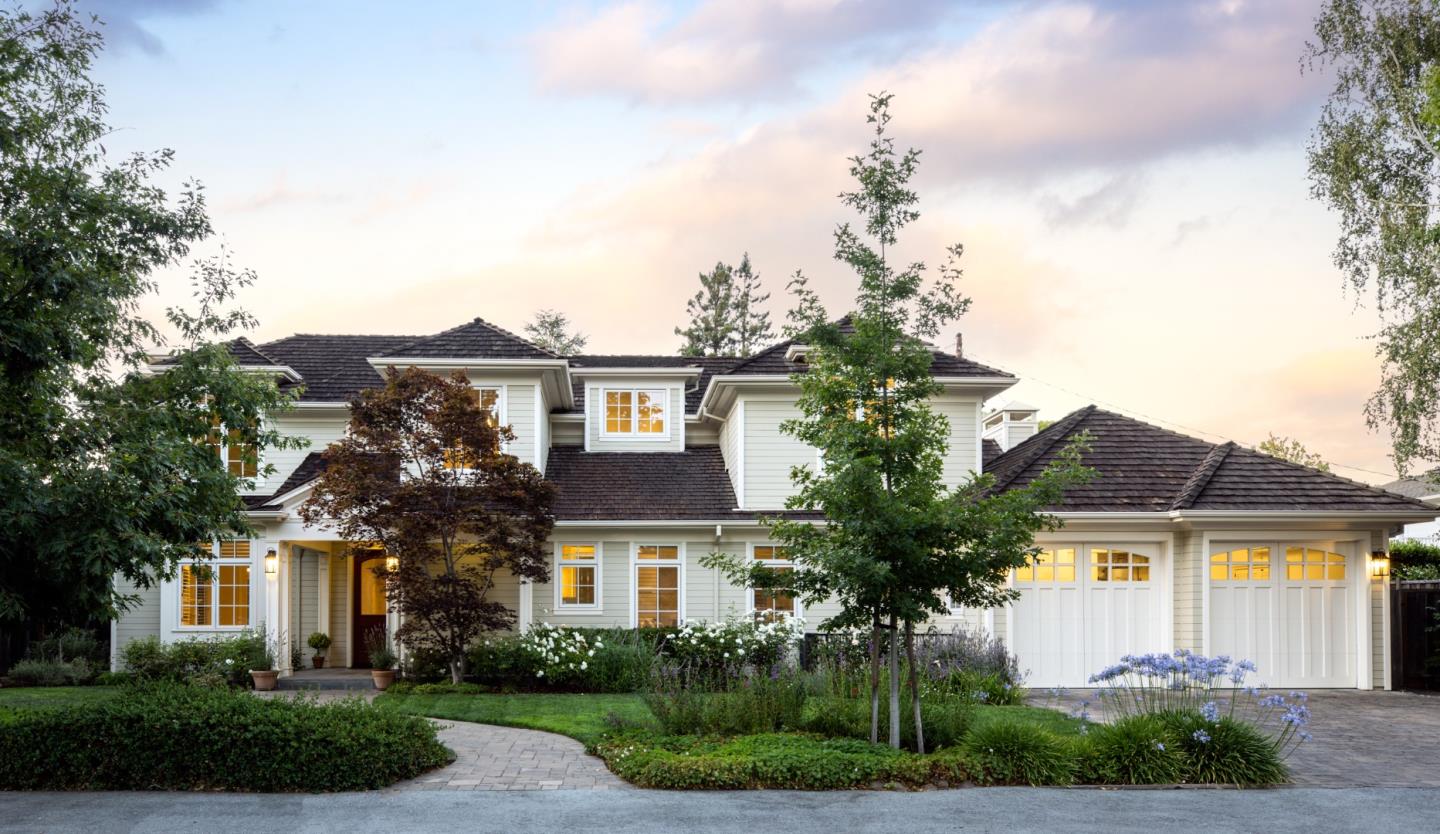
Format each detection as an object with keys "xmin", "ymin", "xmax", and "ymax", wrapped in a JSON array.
[{"xmin": 0, "ymin": 683, "xmax": 453, "ymax": 791}]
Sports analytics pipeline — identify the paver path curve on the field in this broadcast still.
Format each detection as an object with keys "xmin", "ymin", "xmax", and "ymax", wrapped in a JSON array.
[{"xmin": 390, "ymin": 720, "xmax": 629, "ymax": 792}]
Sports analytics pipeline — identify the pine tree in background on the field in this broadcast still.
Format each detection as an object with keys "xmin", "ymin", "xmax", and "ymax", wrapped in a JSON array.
[
  {"xmin": 676, "ymin": 261, "xmax": 737, "ymax": 356},
  {"xmin": 523, "ymin": 309, "xmax": 588, "ymax": 355},
  {"xmin": 731, "ymin": 253, "xmax": 774, "ymax": 357}
]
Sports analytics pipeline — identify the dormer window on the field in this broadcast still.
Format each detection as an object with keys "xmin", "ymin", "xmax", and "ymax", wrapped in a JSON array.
[
  {"xmin": 603, "ymin": 389, "xmax": 667, "ymax": 437},
  {"xmin": 443, "ymin": 385, "xmax": 504, "ymax": 469}
]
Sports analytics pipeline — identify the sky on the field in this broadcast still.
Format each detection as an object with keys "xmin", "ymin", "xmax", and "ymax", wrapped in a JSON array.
[{"xmin": 71, "ymin": 0, "xmax": 1409, "ymax": 483}]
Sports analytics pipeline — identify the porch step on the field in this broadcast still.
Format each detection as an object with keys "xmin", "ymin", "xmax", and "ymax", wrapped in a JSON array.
[{"xmin": 276, "ymin": 670, "xmax": 377, "ymax": 691}]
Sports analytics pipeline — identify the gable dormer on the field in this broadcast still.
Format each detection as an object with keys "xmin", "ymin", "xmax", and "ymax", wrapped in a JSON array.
[{"xmin": 570, "ymin": 365, "xmax": 703, "ymax": 452}]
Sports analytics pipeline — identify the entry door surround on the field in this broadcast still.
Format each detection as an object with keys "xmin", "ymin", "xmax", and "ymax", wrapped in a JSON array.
[{"xmin": 352, "ymin": 548, "xmax": 388, "ymax": 669}]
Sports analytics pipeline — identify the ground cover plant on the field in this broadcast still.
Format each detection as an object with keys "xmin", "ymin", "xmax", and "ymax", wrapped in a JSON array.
[
  {"xmin": 119, "ymin": 627, "xmax": 275, "ymax": 688},
  {"xmin": 0, "ymin": 683, "xmax": 452, "ymax": 791}
]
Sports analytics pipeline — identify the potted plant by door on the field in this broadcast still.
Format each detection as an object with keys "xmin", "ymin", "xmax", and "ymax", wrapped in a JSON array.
[
  {"xmin": 249, "ymin": 625, "xmax": 280, "ymax": 691},
  {"xmin": 307, "ymin": 632, "xmax": 332, "ymax": 669},
  {"xmin": 366, "ymin": 627, "xmax": 396, "ymax": 691}
]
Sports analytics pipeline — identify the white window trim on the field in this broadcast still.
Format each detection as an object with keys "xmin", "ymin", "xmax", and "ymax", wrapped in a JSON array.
[
  {"xmin": 212, "ymin": 419, "xmax": 262, "ymax": 484},
  {"xmin": 746, "ymin": 543, "xmax": 801, "ymax": 621},
  {"xmin": 473, "ymin": 382, "xmax": 509, "ymax": 453},
  {"xmin": 600, "ymin": 388, "xmax": 671, "ymax": 441},
  {"xmin": 630, "ymin": 542, "xmax": 685, "ymax": 628},
  {"xmin": 554, "ymin": 541, "xmax": 603, "ymax": 613},
  {"xmin": 176, "ymin": 540, "xmax": 254, "ymax": 632}
]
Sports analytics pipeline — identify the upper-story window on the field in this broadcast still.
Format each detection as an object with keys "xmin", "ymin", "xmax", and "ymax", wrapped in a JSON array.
[
  {"xmin": 603, "ymin": 389, "xmax": 667, "ymax": 438},
  {"xmin": 207, "ymin": 416, "xmax": 257, "ymax": 477},
  {"xmin": 444, "ymin": 386, "xmax": 504, "ymax": 469}
]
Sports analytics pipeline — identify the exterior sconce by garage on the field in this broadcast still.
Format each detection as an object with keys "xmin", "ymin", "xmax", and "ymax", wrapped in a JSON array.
[
  {"xmin": 1369, "ymin": 551, "xmax": 1391, "ymax": 580},
  {"xmin": 264, "ymin": 548, "xmax": 278, "ymax": 575}
]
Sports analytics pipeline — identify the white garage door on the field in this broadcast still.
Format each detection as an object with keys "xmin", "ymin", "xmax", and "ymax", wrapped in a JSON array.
[
  {"xmin": 1010, "ymin": 545, "xmax": 1165, "ymax": 688},
  {"xmin": 1208, "ymin": 541, "xmax": 1356, "ymax": 688}
]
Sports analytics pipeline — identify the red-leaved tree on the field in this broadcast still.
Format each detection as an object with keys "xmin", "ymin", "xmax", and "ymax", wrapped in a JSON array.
[{"xmin": 301, "ymin": 367, "xmax": 555, "ymax": 683}]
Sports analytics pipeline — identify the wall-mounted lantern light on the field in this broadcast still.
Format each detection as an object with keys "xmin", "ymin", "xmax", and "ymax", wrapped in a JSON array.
[
  {"xmin": 1369, "ymin": 551, "xmax": 1391, "ymax": 579},
  {"xmin": 264, "ymin": 548, "xmax": 278, "ymax": 575},
  {"xmin": 385, "ymin": 554, "xmax": 400, "ymax": 572}
]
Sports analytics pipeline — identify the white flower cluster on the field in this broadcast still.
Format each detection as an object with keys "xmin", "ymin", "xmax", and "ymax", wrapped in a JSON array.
[
  {"xmin": 667, "ymin": 615, "xmax": 806, "ymax": 668},
  {"xmin": 518, "ymin": 623, "xmax": 603, "ymax": 680}
]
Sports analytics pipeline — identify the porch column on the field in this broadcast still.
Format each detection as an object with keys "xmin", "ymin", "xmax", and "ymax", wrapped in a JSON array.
[
  {"xmin": 519, "ymin": 578, "xmax": 533, "ymax": 634},
  {"xmin": 317, "ymin": 553, "xmax": 331, "ymax": 647},
  {"xmin": 262, "ymin": 539, "xmax": 281, "ymax": 641}
]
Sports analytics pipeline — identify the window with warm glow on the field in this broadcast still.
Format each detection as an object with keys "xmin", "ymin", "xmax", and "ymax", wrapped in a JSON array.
[
  {"xmin": 752, "ymin": 545, "xmax": 795, "ymax": 620},
  {"xmin": 1210, "ymin": 548, "xmax": 1272, "ymax": 581},
  {"xmin": 635, "ymin": 544, "xmax": 679, "ymax": 627},
  {"xmin": 444, "ymin": 386, "xmax": 503, "ymax": 468},
  {"xmin": 1014, "ymin": 548, "xmax": 1076, "ymax": 583},
  {"xmin": 207, "ymin": 417, "xmax": 258, "ymax": 477},
  {"xmin": 180, "ymin": 540, "xmax": 251, "ymax": 627},
  {"xmin": 359, "ymin": 555, "xmax": 388, "ymax": 616},
  {"xmin": 1091, "ymin": 549, "xmax": 1151, "ymax": 582},
  {"xmin": 559, "ymin": 543, "xmax": 598, "ymax": 607},
  {"xmin": 1285, "ymin": 547, "xmax": 1346, "ymax": 581},
  {"xmin": 604, "ymin": 389, "xmax": 666, "ymax": 436}
]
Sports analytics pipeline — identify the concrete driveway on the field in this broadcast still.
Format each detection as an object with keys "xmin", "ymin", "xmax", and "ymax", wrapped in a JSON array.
[{"xmin": 1288, "ymin": 690, "xmax": 1440, "ymax": 787}]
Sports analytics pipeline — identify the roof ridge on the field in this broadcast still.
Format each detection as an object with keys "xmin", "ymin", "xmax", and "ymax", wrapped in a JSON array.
[
  {"xmin": 987, "ymin": 404, "xmax": 1097, "ymax": 492},
  {"xmin": 1170, "ymin": 440, "xmax": 1234, "ymax": 510},
  {"xmin": 377, "ymin": 316, "xmax": 560, "ymax": 360}
]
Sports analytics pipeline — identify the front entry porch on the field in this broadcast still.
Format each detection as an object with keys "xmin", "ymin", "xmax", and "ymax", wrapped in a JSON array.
[
  {"xmin": 275, "ymin": 668, "xmax": 376, "ymax": 691},
  {"xmin": 274, "ymin": 540, "xmax": 395, "ymax": 674}
]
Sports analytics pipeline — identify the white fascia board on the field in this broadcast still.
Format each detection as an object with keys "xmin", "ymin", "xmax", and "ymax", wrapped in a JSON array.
[
  {"xmin": 571, "ymin": 367, "xmax": 703, "ymax": 379},
  {"xmin": 288, "ymin": 400, "xmax": 351, "ymax": 411},
  {"xmin": 143, "ymin": 363, "xmax": 302, "ymax": 382},
  {"xmin": 696, "ymin": 376, "xmax": 795, "ymax": 419},
  {"xmin": 553, "ymin": 518, "xmax": 802, "ymax": 529},
  {"xmin": 365, "ymin": 357, "xmax": 571, "ymax": 371},
  {"xmin": 1172, "ymin": 509, "xmax": 1440, "ymax": 523},
  {"xmin": 244, "ymin": 510, "xmax": 288, "ymax": 520}
]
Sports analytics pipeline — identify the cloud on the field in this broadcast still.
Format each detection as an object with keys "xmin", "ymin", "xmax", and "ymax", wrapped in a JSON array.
[
  {"xmin": 528, "ymin": 0, "xmax": 959, "ymax": 105},
  {"xmin": 79, "ymin": 0, "xmax": 224, "ymax": 56},
  {"xmin": 220, "ymin": 175, "xmax": 348, "ymax": 214},
  {"xmin": 1041, "ymin": 173, "xmax": 1145, "ymax": 228}
]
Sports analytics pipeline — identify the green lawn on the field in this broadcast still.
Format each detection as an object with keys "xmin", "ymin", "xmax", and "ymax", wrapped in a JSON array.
[
  {"xmin": 375, "ymin": 692, "xmax": 656, "ymax": 746},
  {"xmin": 0, "ymin": 686, "xmax": 117, "ymax": 715}
]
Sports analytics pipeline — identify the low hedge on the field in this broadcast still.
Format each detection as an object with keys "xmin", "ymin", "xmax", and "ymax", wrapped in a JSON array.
[{"xmin": 0, "ymin": 683, "xmax": 453, "ymax": 791}]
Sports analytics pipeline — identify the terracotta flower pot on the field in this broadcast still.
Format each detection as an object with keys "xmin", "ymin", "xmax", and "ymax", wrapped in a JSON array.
[
  {"xmin": 250, "ymin": 670, "xmax": 278, "ymax": 691},
  {"xmin": 371, "ymin": 669, "xmax": 396, "ymax": 691},
  {"xmin": 312, "ymin": 656, "xmax": 326, "ymax": 669}
]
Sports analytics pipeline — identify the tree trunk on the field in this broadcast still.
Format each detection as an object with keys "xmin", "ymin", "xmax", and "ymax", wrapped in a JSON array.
[
  {"xmin": 906, "ymin": 621, "xmax": 924, "ymax": 755},
  {"xmin": 887, "ymin": 613, "xmax": 901, "ymax": 749},
  {"xmin": 869, "ymin": 613, "xmax": 881, "ymax": 745}
]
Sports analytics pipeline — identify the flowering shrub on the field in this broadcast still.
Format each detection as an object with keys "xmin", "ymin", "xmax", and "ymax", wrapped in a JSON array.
[
  {"xmin": 119, "ymin": 629, "xmax": 273, "ymax": 688},
  {"xmin": 660, "ymin": 617, "xmax": 806, "ymax": 674},
  {"xmin": 1087, "ymin": 650, "xmax": 1312, "ymax": 761}
]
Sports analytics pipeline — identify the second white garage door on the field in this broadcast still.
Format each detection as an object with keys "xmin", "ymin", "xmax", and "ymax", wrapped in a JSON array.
[
  {"xmin": 1207, "ymin": 540, "xmax": 1357, "ymax": 688},
  {"xmin": 1009, "ymin": 544, "xmax": 1167, "ymax": 688}
]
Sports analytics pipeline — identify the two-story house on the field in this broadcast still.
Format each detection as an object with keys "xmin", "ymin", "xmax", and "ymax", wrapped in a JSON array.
[{"xmin": 113, "ymin": 316, "xmax": 1437, "ymax": 689}]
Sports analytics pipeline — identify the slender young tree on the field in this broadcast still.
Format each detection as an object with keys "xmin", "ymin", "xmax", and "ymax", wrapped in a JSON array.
[
  {"xmin": 731, "ymin": 253, "xmax": 774, "ymax": 357},
  {"xmin": 707, "ymin": 94, "xmax": 1092, "ymax": 750},
  {"xmin": 523, "ymin": 308, "xmax": 587, "ymax": 355},
  {"xmin": 676, "ymin": 261, "xmax": 737, "ymax": 356},
  {"xmin": 300, "ymin": 367, "xmax": 555, "ymax": 683},
  {"xmin": 1257, "ymin": 433, "xmax": 1331, "ymax": 472},
  {"xmin": 0, "ymin": 3, "xmax": 303, "ymax": 627},
  {"xmin": 1305, "ymin": 0, "xmax": 1440, "ymax": 473}
]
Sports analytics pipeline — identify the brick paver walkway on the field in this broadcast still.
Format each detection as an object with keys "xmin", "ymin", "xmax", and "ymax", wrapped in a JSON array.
[
  {"xmin": 1034, "ymin": 688, "xmax": 1440, "ymax": 787},
  {"xmin": 390, "ymin": 720, "xmax": 627, "ymax": 791}
]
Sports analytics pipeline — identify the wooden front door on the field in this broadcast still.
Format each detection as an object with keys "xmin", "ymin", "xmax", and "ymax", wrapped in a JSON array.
[{"xmin": 352, "ymin": 549, "xmax": 388, "ymax": 669}]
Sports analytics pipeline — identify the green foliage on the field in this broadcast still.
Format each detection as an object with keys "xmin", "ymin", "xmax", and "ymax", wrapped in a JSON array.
[
  {"xmin": 306, "ymin": 632, "xmax": 332, "ymax": 653},
  {"xmin": 523, "ymin": 309, "xmax": 587, "ymax": 355},
  {"xmin": 1305, "ymin": 0, "xmax": 1440, "ymax": 471},
  {"xmin": 1158, "ymin": 710, "xmax": 1289, "ymax": 786},
  {"xmin": 645, "ymin": 672, "xmax": 809, "ymax": 736},
  {"xmin": 595, "ymin": 732, "xmax": 930, "ymax": 790},
  {"xmin": 801, "ymin": 695, "xmax": 972, "ymax": 752},
  {"xmin": 1081, "ymin": 715, "xmax": 1189, "ymax": 785},
  {"xmin": 5, "ymin": 658, "xmax": 96, "ymax": 687},
  {"xmin": 1392, "ymin": 538, "xmax": 1440, "ymax": 580},
  {"xmin": 375, "ymin": 691, "xmax": 656, "ymax": 747},
  {"xmin": 961, "ymin": 718, "xmax": 1078, "ymax": 786},
  {"xmin": 120, "ymin": 631, "xmax": 272, "ymax": 687},
  {"xmin": 386, "ymin": 681, "xmax": 490, "ymax": 696},
  {"xmin": 24, "ymin": 627, "xmax": 107, "ymax": 668},
  {"xmin": 0, "ymin": 683, "xmax": 451, "ymax": 791},
  {"xmin": 1256, "ymin": 433, "xmax": 1331, "ymax": 472},
  {"xmin": 464, "ymin": 627, "xmax": 657, "ymax": 693},
  {"xmin": 675, "ymin": 254, "xmax": 774, "ymax": 357},
  {"xmin": 659, "ymin": 618, "xmax": 804, "ymax": 674},
  {"xmin": 0, "ymin": 2, "xmax": 304, "ymax": 628},
  {"xmin": 366, "ymin": 628, "xmax": 397, "ymax": 671}
]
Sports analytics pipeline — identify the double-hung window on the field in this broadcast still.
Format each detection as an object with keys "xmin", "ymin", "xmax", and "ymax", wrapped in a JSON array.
[
  {"xmin": 207, "ymin": 417, "xmax": 258, "ymax": 477},
  {"xmin": 635, "ymin": 544, "xmax": 681, "ymax": 627},
  {"xmin": 751, "ymin": 545, "xmax": 796, "ymax": 621},
  {"xmin": 603, "ymin": 389, "xmax": 667, "ymax": 438},
  {"xmin": 444, "ymin": 385, "xmax": 504, "ymax": 469},
  {"xmin": 180, "ymin": 540, "xmax": 252, "ymax": 628},
  {"xmin": 557, "ymin": 543, "xmax": 599, "ymax": 609}
]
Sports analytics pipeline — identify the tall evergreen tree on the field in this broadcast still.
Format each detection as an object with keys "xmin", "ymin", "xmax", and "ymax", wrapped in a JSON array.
[
  {"xmin": 731, "ymin": 253, "xmax": 774, "ymax": 357},
  {"xmin": 675, "ymin": 261, "xmax": 737, "ymax": 356},
  {"xmin": 523, "ymin": 308, "xmax": 587, "ymax": 355}
]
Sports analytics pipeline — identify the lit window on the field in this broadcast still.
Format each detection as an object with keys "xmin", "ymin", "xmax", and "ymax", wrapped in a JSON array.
[
  {"xmin": 753, "ymin": 546, "xmax": 795, "ymax": 621},
  {"xmin": 181, "ymin": 540, "xmax": 251, "ymax": 627},
  {"xmin": 207, "ymin": 417, "xmax": 258, "ymax": 477},
  {"xmin": 444, "ymin": 386, "xmax": 503, "ymax": 469},
  {"xmin": 1285, "ymin": 547, "xmax": 1346, "ymax": 581},
  {"xmin": 559, "ymin": 544, "xmax": 598, "ymax": 607},
  {"xmin": 604, "ymin": 389, "xmax": 666, "ymax": 436},
  {"xmin": 1091, "ymin": 549, "xmax": 1151, "ymax": 582},
  {"xmin": 1014, "ymin": 548, "xmax": 1076, "ymax": 583},
  {"xmin": 635, "ymin": 545, "xmax": 680, "ymax": 627},
  {"xmin": 1210, "ymin": 548, "xmax": 1272, "ymax": 581}
]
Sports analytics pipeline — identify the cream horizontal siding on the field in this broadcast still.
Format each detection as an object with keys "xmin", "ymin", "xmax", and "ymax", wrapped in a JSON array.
[
  {"xmin": 113, "ymin": 574, "xmax": 160, "ymax": 669},
  {"xmin": 586, "ymin": 382, "xmax": 685, "ymax": 452},
  {"xmin": 933, "ymin": 394, "xmax": 981, "ymax": 487},
  {"xmin": 504, "ymin": 383, "xmax": 536, "ymax": 467},
  {"xmin": 1371, "ymin": 529, "xmax": 1387, "ymax": 689},
  {"xmin": 288, "ymin": 547, "xmax": 324, "ymax": 667},
  {"xmin": 257, "ymin": 413, "xmax": 348, "ymax": 494},
  {"xmin": 328, "ymin": 552, "xmax": 349, "ymax": 667},
  {"xmin": 533, "ymin": 540, "xmax": 632, "ymax": 628},
  {"xmin": 720, "ymin": 404, "xmax": 743, "ymax": 506},
  {"xmin": 743, "ymin": 399, "xmax": 812, "ymax": 510},
  {"xmin": 1174, "ymin": 531, "xmax": 1203, "ymax": 653}
]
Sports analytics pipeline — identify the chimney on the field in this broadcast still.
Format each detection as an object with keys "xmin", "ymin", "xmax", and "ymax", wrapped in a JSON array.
[
  {"xmin": 983, "ymin": 402, "xmax": 1039, "ymax": 452},
  {"xmin": 955, "ymin": 332, "xmax": 964, "ymax": 358}
]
